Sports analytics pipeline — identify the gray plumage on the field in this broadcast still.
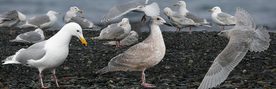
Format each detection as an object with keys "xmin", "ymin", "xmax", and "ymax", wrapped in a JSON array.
[
  {"xmin": 103, "ymin": 31, "xmax": 139, "ymax": 46},
  {"xmin": 209, "ymin": 6, "xmax": 235, "ymax": 31},
  {"xmin": 10, "ymin": 28, "xmax": 45, "ymax": 43},
  {"xmin": 0, "ymin": 10, "xmax": 26, "ymax": 34},
  {"xmin": 198, "ymin": 7, "xmax": 271, "ymax": 89}
]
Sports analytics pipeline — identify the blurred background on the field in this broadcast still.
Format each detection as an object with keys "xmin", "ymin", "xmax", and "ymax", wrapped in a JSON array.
[{"xmin": 0, "ymin": 0, "xmax": 275, "ymax": 32}]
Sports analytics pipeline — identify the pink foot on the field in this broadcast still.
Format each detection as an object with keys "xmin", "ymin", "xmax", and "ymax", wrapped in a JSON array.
[
  {"xmin": 141, "ymin": 14, "xmax": 146, "ymax": 23},
  {"xmin": 142, "ymin": 83, "xmax": 156, "ymax": 88}
]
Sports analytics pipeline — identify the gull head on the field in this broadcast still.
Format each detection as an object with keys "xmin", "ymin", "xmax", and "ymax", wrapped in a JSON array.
[
  {"xmin": 35, "ymin": 28, "xmax": 44, "ymax": 35},
  {"xmin": 47, "ymin": 10, "xmax": 60, "ymax": 15},
  {"xmin": 163, "ymin": 7, "xmax": 172, "ymax": 17},
  {"xmin": 209, "ymin": 6, "xmax": 222, "ymax": 13},
  {"xmin": 216, "ymin": 30, "xmax": 229, "ymax": 38},
  {"xmin": 16, "ymin": 11, "xmax": 26, "ymax": 22},
  {"xmin": 150, "ymin": 16, "xmax": 171, "ymax": 26},
  {"xmin": 129, "ymin": 31, "xmax": 139, "ymax": 38},
  {"xmin": 70, "ymin": 6, "xmax": 83, "ymax": 13},
  {"xmin": 174, "ymin": 1, "xmax": 186, "ymax": 7},
  {"xmin": 64, "ymin": 22, "xmax": 87, "ymax": 46}
]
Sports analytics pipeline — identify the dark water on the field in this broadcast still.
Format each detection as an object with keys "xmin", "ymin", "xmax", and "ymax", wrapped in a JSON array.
[{"xmin": 0, "ymin": 0, "xmax": 275, "ymax": 31}]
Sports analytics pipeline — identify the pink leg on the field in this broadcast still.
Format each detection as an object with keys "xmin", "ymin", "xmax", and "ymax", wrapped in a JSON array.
[
  {"xmin": 141, "ymin": 70, "xmax": 156, "ymax": 88},
  {"xmin": 221, "ymin": 26, "xmax": 224, "ymax": 31},
  {"xmin": 43, "ymin": 30, "xmax": 51, "ymax": 39},
  {"xmin": 115, "ymin": 41, "xmax": 119, "ymax": 49},
  {"xmin": 53, "ymin": 74, "xmax": 59, "ymax": 87},
  {"xmin": 9, "ymin": 27, "xmax": 14, "ymax": 35},
  {"xmin": 141, "ymin": 14, "xmax": 146, "ymax": 23},
  {"xmin": 39, "ymin": 73, "xmax": 49, "ymax": 88},
  {"xmin": 188, "ymin": 27, "xmax": 192, "ymax": 34}
]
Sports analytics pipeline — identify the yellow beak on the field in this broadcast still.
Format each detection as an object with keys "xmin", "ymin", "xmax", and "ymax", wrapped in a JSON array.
[
  {"xmin": 78, "ymin": 10, "xmax": 83, "ymax": 13},
  {"xmin": 56, "ymin": 12, "xmax": 60, "ymax": 14},
  {"xmin": 79, "ymin": 36, "xmax": 87, "ymax": 46},
  {"xmin": 174, "ymin": 4, "xmax": 178, "ymax": 6},
  {"xmin": 208, "ymin": 9, "xmax": 213, "ymax": 12},
  {"xmin": 125, "ymin": 22, "xmax": 128, "ymax": 24}
]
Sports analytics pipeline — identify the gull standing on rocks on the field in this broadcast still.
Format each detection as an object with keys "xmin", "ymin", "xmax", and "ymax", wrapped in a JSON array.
[
  {"xmin": 174, "ymin": 1, "xmax": 212, "ymax": 34},
  {"xmin": 0, "ymin": 10, "xmax": 26, "ymax": 35},
  {"xmin": 10, "ymin": 28, "xmax": 45, "ymax": 43},
  {"xmin": 101, "ymin": 0, "xmax": 160, "ymax": 23},
  {"xmin": 198, "ymin": 8, "xmax": 270, "ymax": 89},
  {"xmin": 64, "ymin": 6, "xmax": 100, "ymax": 29},
  {"xmin": 163, "ymin": 7, "xmax": 200, "ymax": 32},
  {"xmin": 18, "ymin": 10, "xmax": 60, "ymax": 38},
  {"xmin": 209, "ymin": 6, "xmax": 235, "ymax": 31},
  {"xmin": 96, "ymin": 16, "xmax": 171, "ymax": 88},
  {"xmin": 91, "ymin": 18, "xmax": 131, "ymax": 49},
  {"xmin": 103, "ymin": 30, "xmax": 139, "ymax": 46},
  {"xmin": 3, "ymin": 22, "xmax": 87, "ymax": 88}
]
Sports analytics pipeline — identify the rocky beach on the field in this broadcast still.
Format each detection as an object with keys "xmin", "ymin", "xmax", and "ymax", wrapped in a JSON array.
[{"xmin": 0, "ymin": 27, "xmax": 276, "ymax": 89}]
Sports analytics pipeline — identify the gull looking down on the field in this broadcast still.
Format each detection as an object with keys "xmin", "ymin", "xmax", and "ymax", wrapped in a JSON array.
[
  {"xmin": 174, "ymin": 1, "xmax": 212, "ymax": 34},
  {"xmin": 0, "ymin": 10, "xmax": 26, "ymax": 35},
  {"xmin": 3, "ymin": 22, "xmax": 87, "ymax": 88},
  {"xmin": 18, "ymin": 10, "xmax": 60, "ymax": 38},
  {"xmin": 101, "ymin": 0, "xmax": 160, "ymax": 23},
  {"xmin": 10, "ymin": 28, "xmax": 45, "ymax": 43},
  {"xmin": 198, "ymin": 7, "xmax": 270, "ymax": 89},
  {"xmin": 64, "ymin": 6, "xmax": 100, "ymax": 29},
  {"xmin": 209, "ymin": 6, "xmax": 235, "ymax": 31},
  {"xmin": 163, "ymin": 7, "xmax": 200, "ymax": 32},
  {"xmin": 91, "ymin": 18, "xmax": 131, "ymax": 49},
  {"xmin": 96, "ymin": 16, "xmax": 171, "ymax": 88}
]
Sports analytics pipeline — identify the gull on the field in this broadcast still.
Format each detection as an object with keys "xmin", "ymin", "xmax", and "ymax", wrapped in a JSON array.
[
  {"xmin": 174, "ymin": 1, "xmax": 212, "ymax": 34},
  {"xmin": 101, "ymin": 0, "xmax": 160, "ymax": 23},
  {"xmin": 97, "ymin": 16, "xmax": 171, "ymax": 88},
  {"xmin": 209, "ymin": 6, "xmax": 235, "ymax": 31},
  {"xmin": 163, "ymin": 7, "xmax": 200, "ymax": 32},
  {"xmin": 18, "ymin": 10, "xmax": 60, "ymax": 38},
  {"xmin": 3, "ymin": 22, "xmax": 87, "ymax": 88},
  {"xmin": 64, "ymin": 6, "xmax": 100, "ymax": 29},
  {"xmin": 91, "ymin": 18, "xmax": 131, "ymax": 49},
  {"xmin": 0, "ymin": 10, "xmax": 26, "ymax": 35},
  {"xmin": 198, "ymin": 8, "xmax": 270, "ymax": 89},
  {"xmin": 10, "ymin": 28, "xmax": 45, "ymax": 43},
  {"xmin": 103, "ymin": 30, "xmax": 139, "ymax": 46}
]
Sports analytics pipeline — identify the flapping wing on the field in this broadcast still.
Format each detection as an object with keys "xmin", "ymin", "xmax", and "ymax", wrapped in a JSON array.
[
  {"xmin": 217, "ymin": 12, "xmax": 235, "ymax": 25},
  {"xmin": 28, "ymin": 15, "xmax": 50, "ymax": 26},
  {"xmin": 234, "ymin": 7, "xmax": 255, "ymax": 30},
  {"xmin": 101, "ymin": 2, "xmax": 141, "ymax": 22},
  {"xmin": 198, "ymin": 37, "xmax": 249, "ymax": 89}
]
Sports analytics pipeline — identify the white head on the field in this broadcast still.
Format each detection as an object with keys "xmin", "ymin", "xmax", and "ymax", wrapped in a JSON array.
[
  {"xmin": 217, "ymin": 30, "xmax": 230, "ymax": 38},
  {"xmin": 129, "ymin": 31, "xmax": 139, "ymax": 38},
  {"xmin": 174, "ymin": 1, "xmax": 186, "ymax": 7},
  {"xmin": 121, "ymin": 18, "xmax": 129, "ymax": 24},
  {"xmin": 163, "ymin": 7, "xmax": 172, "ymax": 17},
  {"xmin": 34, "ymin": 28, "xmax": 44, "ymax": 35},
  {"xmin": 209, "ymin": 6, "xmax": 222, "ymax": 13},
  {"xmin": 70, "ymin": 6, "xmax": 83, "ymax": 13},
  {"xmin": 150, "ymin": 16, "xmax": 171, "ymax": 26},
  {"xmin": 62, "ymin": 22, "xmax": 87, "ymax": 46},
  {"xmin": 47, "ymin": 10, "xmax": 60, "ymax": 15},
  {"xmin": 119, "ymin": 18, "xmax": 131, "ymax": 30},
  {"xmin": 16, "ymin": 11, "xmax": 26, "ymax": 22}
]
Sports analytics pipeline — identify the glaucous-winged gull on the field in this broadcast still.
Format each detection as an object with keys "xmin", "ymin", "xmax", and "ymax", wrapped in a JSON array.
[
  {"xmin": 198, "ymin": 7, "xmax": 270, "ymax": 89},
  {"xmin": 209, "ymin": 6, "xmax": 235, "ymax": 31},
  {"xmin": 2, "ymin": 22, "xmax": 87, "ymax": 88},
  {"xmin": 96, "ymin": 16, "xmax": 171, "ymax": 88},
  {"xmin": 103, "ymin": 30, "xmax": 139, "ymax": 46},
  {"xmin": 91, "ymin": 18, "xmax": 131, "ymax": 49},
  {"xmin": 163, "ymin": 7, "xmax": 200, "ymax": 32},
  {"xmin": 174, "ymin": 1, "xmax": 212, "ymax": 34},
  {"xmin": 18, "ymin": 10, "xmax": 60, "ymax": 38},
  {"xmin": 0, "ymin": 10, "xmax": 26, "ymax": 35},
  {"xmin": 10, "ymin": 28, "xmax": 45, "ymax": 43},
  {"xmin": 101, "ymin": 0, "xmax": 160, "ymax": 23},
  {"xmin": 64, "ymin": 6, "xmax": 100, "ymax": 29}
]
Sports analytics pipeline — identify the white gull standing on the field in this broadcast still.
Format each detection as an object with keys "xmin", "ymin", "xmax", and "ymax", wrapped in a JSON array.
[
  {"xmin": 0, "ymin": 10, "xmax": 26, "ymax": 35},
  {"xmin": 3, "ymin": 22, "xmax": 87, "ymax": 88},
  {"xmin": 64, "ymin": 6, "xmax": 100, "ymax": 29},
  {"xmin": 174, "ymin": 1, "xmax": 212, "ymax": 34},
  {"xmin": 163, "ymin": 7, "xmax": 200, "ymax": 32},
  {"xmin": 96, "ymin": 16, "xmax": 171, "ymax": 88},
  {"xmin": 103, "ymin": 30, "xmax": 139, "ymax": 46},
  {"xmin": 18, "ymin": 10, "xmax": 60, "ymax": 38},
  {"xmin": 91, "ymin": 18, "xmax": 131, "ymax": 49},
  {"xmin": 10, "ymin": 28, "xmax": 45, "ymax": 43},
  {"xmin": 209, "ymin": 6, "xmax": 235, "ymax": 31},
  {"xmin": 101, "ymin": 0, "xmax": 160, "ymax": 23},
  {"xmin": 198, "ymin": 8, "xmax": 270, "ymax": 89}
]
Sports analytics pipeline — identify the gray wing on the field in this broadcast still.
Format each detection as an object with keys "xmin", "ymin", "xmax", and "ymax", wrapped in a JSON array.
[
  {"xmin": 15, "ymin": 41, "xmax": 46, "ymax": 64},
  {"xmin": 28, "ymin": 15, "xmax": 50, "ymax": 26},
  {"xmin": 69, "ymin": 15, "xmax": 92, "ymax": 29},
  {"xmin": 172, "ymin": 13, "xmax": 197, "ymax": 25},
  {"xmin": 0, "ymin": 10, "xmax": 18, "ymax": 23},
  {"xmin": 101, "ymin": 2, "xmax": 141, "ymax": 22},
  {"xmin": 198, "ymin": 37, "xmax": 249, "ymax": 89},
  {"xmin": 18, "ymin": 31, "xmax": 42, "ymax": 42},
  {"xmin": 217, "ymin": 12, "xmax": 235, "ymax": 24},
  {"xmin": 130, "ymin": 0, "xmax": 148, "ymax": 5},
  {"xmin": 234, "ymin": 7, "xmax": 255, "ymax": 30},
  {"xmin": 101, "ymin": 25, "xmax": 125, "ymax": 40},
  {"xmin": 185, "ymin": 12, "xmax": 205, "ymax": 23}
]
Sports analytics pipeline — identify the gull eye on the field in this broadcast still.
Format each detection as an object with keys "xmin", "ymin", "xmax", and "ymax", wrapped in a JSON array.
[
  {"xmin": 157, "ymin": 18, "xmax": 160, "ymax": 20},
  {"xmin": 77, "ymin": 30, "xmax": 80, "ymax": 32}
]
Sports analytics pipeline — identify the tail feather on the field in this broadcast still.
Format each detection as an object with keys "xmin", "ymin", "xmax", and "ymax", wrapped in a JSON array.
[
  {"xmin": 144, "ymin": 2, "xmax": 160, "ymax": 16},
  {"xmin": 202, "ymin": 22, "xmax": 213, "ymax": 27},
  {"xmin": 96, "ymin": 65, "xmax": 131, "ymax": 74},
  {"xmin": 249, "ymin": 26, "xmax": 271, "ymax": 52},
  {"xmin": 2, "ymin": 55, "xmax": 21, "ymax": 65}
]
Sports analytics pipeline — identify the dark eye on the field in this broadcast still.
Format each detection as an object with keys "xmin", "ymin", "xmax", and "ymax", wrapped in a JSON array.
[
  {"xmin": 77, "ymin": 30, "xmax": 79, "ymax": 32},
  {"xmin": 157, "ymin": 18, "xmax": 160, "ymax": 20}
]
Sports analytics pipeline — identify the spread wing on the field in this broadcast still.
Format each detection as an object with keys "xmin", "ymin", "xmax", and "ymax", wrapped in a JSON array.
[{"xmin": 234, "ymin": 7, "xmax": 255, "ymax": 30}]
